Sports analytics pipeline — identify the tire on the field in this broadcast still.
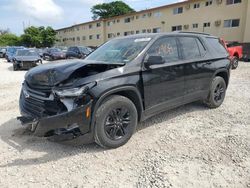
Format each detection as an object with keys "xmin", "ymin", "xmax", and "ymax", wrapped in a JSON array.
[
  {"xmin": 94, "ymin": 95, "xmax": 138, "ymax": 148},
  {"xmin": 13, "ymin": 64, "xmax": 18, "ymax": 71},
  {"xmin": 204, "ymin": 76, "xmax": 226, "ymax": 108},
  {"xmin": 231, "ymin": 56, "xmax": 239, "ymax": 69}
]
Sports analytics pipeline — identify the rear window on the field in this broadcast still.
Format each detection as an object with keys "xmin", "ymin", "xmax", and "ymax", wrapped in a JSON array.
[{"xmin": 206, "ymin": 38, "xmax": 228, "ymax": 55}]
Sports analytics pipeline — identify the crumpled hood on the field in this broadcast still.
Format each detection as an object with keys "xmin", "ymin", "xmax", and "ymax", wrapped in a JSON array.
[{"xmin": 25, "ymin": 60, "xmax": 124, "ymax": 87}]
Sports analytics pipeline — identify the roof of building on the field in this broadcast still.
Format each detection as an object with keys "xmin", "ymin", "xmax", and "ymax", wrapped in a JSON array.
[{"xmin": 56, "ymin": 0, "xmax": 198, "ymax": 31}]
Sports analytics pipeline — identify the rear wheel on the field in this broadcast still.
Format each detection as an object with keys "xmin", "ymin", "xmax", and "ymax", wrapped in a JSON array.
[
  {"xmin": 94, "ymin": 95, "xmax": 138, "ymax": 148},
  {"xmin": 231, "ymin": 56, "xmax": 239, "ymax": 69},
  {"xmin": 204, "ymin": 76, "xmax": 226, "ymax": 108}
]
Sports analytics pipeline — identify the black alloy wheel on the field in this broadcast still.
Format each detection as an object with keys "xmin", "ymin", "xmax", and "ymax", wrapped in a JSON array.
[
  {"xmin": 94, "ymin": 95, "xmax": 138, "ymax": 148},
  {"xmin": 205, "ymin": 76, "xmax": 226, "ymax": 108},
  {"xmin": 104, "ymin": 107, "xmax": 131, "ymax": 141}
]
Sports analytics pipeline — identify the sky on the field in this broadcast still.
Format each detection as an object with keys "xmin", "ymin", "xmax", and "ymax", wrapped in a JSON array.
[{"xmin": 0, "ymin": 0, "xmax": 184, "ymax": 35}]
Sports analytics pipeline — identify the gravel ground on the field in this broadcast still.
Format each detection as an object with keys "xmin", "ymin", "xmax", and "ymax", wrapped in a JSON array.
[{"xmin": 0, "ymin": 59, "xmax": 249, "ymax": 188}]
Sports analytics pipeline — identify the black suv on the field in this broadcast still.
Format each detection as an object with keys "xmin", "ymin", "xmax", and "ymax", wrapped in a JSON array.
[
  {"xmin": 66, "ymin": 46, "xmax": 91, "ymax": 59},
  {"xmin": 18, "ymin": 32, "xmax": 230, "ymax": 148}
]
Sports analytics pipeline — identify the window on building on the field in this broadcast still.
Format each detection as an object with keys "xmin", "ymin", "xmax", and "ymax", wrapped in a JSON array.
[
  {"xmin": 89, "ymin": 35, "xmax": 93, "ymax": 40},
  {"xmin": 142, "ymin": 29, "xmax": 146, "ymax": 33},
  {"xmin": 96, "ymin": 22, "xmax": 101, "ymax": 27},
  {"xmin": 108, "ymin": 33, "xmax": 113, "ymax": 38},
  {"xmin": 124, "ymin": 18, "xmax": 131, "ymax": 23},
  {"xmin": 172, "ymin": 25, "xmax": 182, "ymax": 31},
  {"xmin": 147, "ymin": 37, "xmax": 179, "ymax": 62},
  {"xmin": 153, "ymin": 28, "xmax": 161, "ymax": 33},
  {"xmin": 77, "ymin": 36, "xmax": 80, "ymax": 41},
  {"xmin": 147, "ymin": 29, "xmax": 152, "ymax": 33},
  {"xmin": 89, "ymin": 24, "xmax": 92, "ymax": 29},
  {"xmin": 117, "ymin": 32, "xmax": 120, "ymax": 36},
  {"xmin": 224, "ymin": 19, "xmax": 240, "ymax": 27},
  {"xmin": 142, "ymin": 14, "xmax": 147, "ymax": 18},
  {"xmin": 148, "ymin": 13, "xmax": 152, "ymax": 17},
  {"xmin": 96, "ymin": 34, "xmax": 100, "ymax": 39},
  {"xmin": 193, "ymin": 23, "xmax": 199, "ymax": 28},
  {"xmin": 226, "ymin": 0, "xmax": 241, "ymax": 5},
  {"xmin": 203, "ymin": 22, "xmax": 211, "ymax": 27},
  {"xmin": 179, "ymin": 37, "xmax": 202, "ymax": 59},
  {"xmin": 194, "ymin": 3, "xmax": 200, "ymax": 9},
  {"xmin": 107, "ymin": 21, "xmax": 110, "ymax": 26},
  {"xmin": 82, "ymin": 36, "xmax": 86, "ymax": 40},
  {"xmin": 117, "ymin": 19, "xmax": 120, "ymax": 23},
  {"xmin": 173, "ymin": 7, "xmax": 183, "ymax": 15},
  {"xmin": 205, "ymin": 0, "xmax": 213, "ymax": 6},
  {"xmin": 136, "ymin": 30, "xmax": 140, "ymax": 34},
  {"xmin": 76, "ymin": 27, "xmax": 80, "ymax": 31},
  {"xmin": 154, "ymin": 11, "xmax": 162, "ymax": 18},
  {"xmin": 136, "ymin": 15, "xmax": 140, "ymax": 19}
]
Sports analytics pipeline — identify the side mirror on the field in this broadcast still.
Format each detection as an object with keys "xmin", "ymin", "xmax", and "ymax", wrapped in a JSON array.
[{"xmin": 144, "ymin": 55, "xmax": 165, "ymax": 68}]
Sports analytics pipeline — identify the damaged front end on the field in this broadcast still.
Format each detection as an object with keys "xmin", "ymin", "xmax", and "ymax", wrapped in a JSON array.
[{"xmin": 18, "ymin": 80, "xmax": 95, "ymax": 140}]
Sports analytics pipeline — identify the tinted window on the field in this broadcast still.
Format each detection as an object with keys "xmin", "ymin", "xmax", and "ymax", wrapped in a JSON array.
[
  {"xmin": 206, "ymin": 38, "xmax": 228, "ymax": 55},
  {"xmin": 179, "ymin": 37, "xmax": 201, "ymax": 59},
  {"xmin": 147, "ymin": 37, "xmax": 179, "ymax": 62}
]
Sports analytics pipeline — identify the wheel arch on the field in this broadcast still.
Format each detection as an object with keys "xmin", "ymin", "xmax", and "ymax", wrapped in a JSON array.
[
  {"xmin": 90, "ymin": 86, "xmax": 144, "ymax": 131},
  {"xmin": 213, "ymin": 69, "xmax": 229, "ymax": 87}
]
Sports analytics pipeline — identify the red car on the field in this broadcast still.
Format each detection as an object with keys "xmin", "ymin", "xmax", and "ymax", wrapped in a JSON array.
[{"xmin": 221, "ymin": 39, "xmax": 243, "ymax": 69}]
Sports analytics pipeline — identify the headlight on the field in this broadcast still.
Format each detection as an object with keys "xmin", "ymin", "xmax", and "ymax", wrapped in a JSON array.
[{"xmin": 53, "ymin": 82, "xmax": 96, "ymax": 97}]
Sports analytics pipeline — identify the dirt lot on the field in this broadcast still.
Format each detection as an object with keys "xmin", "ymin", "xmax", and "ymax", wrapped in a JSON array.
[{"xmin": 0, "ymin": 59, "xmax": 249, "ymax": 188}]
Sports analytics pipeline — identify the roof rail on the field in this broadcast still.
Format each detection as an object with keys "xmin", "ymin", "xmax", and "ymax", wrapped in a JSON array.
[{"xmin": 177, "ymin": 31, "xmax": 211, "ymax": 36}]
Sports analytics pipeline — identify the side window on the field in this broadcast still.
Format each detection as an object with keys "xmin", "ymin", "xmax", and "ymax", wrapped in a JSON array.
[
  {"xmin": 179, "ymin": 37, "xmax": 201, "ymax": 59},
  {"xmin": 147, "ymin": 37, "xmax": 179, "ymax": 62},
  {"xmin": 197, "ymin": 39, "xmax": 206, "ymax": 56}
]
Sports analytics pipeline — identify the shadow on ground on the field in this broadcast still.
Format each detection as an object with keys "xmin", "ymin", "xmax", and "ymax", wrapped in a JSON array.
[{"xmin": 0, "ymin": 102, "xmax": 208, "ymax": 167}]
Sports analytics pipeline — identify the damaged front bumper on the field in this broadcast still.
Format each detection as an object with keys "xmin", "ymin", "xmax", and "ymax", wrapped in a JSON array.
[{"xmin": 18, "ymin": 83, "xmax": 95, "ymax": 143}]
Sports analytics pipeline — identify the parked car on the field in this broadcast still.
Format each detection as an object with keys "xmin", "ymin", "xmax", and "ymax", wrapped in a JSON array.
[
  {"xmin": 242, "ymin": 43, "xmax": 250, "ymax": 62},
  {"xmin": 12, "ymin": 49, "xmax": 42, "ymax": 71},
  {"xmin": 221, "ymin": 39, "xmax": 243, "ymax": 69},
  {"xmin": 66, "ymin": 46, "xmax": 91, "ymax": 59},
  {"xmin": 6, "ymin": 46, "xmax": 25, "ymax": 62},
  {"xmin": 18, "ymin": 32, "xmax": 230, "ymax": 148},
  {"xmin": 43, "ymin": 48, "xmax": 66, "ymax": 60},
  {"xmin": 0, "ymin": 47, "xmax": 7, "ymax": 58}
]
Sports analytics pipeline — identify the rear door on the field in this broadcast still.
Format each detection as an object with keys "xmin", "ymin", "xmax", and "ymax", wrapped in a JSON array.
[
  {"xmin": 178, "ymin": 36, "xmax": 214, "ymax": 101},
  {"xmin": 142, "ymin": 36, "xmax": 185, "ymax": 116}
]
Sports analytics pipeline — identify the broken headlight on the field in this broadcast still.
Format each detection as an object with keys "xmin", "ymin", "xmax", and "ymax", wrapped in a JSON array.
[{"xmin": 53, "ymin": 82, "xmax": 96, "ymax": 97}]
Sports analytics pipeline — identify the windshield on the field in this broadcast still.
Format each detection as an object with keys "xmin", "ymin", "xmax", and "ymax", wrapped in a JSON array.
[
  {"xmin": 79, "ymin": 47, "xmax": 90, "ymax": 54},
  {"xmin": 50, "ymin": 48, "xmax": 61, "ymax": 53},
  {"xmin": 16, "ymin": 50, "xmax": 38, "ymax": 56},
  {"xmin": 86, "ymin": 37, "xmax": 151, "ymax": 63}
]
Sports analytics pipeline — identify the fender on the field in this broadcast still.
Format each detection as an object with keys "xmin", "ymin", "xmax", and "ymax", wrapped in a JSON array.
[
  {"xmin": 90, "ymin": 85, "xmax": 144, "ymax": 132},
  {"xmin": 210, "ymin": 68, "xmax": 230, "ymax": 87}
]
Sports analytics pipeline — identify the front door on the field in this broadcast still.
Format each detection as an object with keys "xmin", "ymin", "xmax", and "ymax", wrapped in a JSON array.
[{"xmin": 142, "ymin": 37, "xmax": 185, "ymax": 116}]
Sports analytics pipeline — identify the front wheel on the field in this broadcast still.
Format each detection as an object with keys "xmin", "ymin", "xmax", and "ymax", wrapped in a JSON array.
[
  {"xmin": 204, "ymin": 76, "xmax": 226, "ymax": 108},
  {"xmin": 13, "ymin": 64, "xmax": 18, "ymax": 71},
  {"xmin": 94, "ymin": 95, "xmax": 138, "ymax": 148}
]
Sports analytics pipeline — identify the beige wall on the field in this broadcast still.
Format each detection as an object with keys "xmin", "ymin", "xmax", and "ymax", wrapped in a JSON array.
[
  {"xmin": 56, "ymin": 0, "xmax": 250, "ymax": 47},
  {"xmin": 243, "ymin": 0, "xmax": 250, "ymax": 43}
]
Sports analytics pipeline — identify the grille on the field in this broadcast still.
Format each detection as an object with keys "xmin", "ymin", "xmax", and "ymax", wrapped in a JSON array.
[{"xmin": 20, "ymin": 82, "xmax": 66, "ymax": 118}]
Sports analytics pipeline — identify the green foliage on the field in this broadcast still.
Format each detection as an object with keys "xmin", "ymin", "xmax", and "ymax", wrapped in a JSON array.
[
  {"xmin": 21, "ymin": 26, "xmax": 57, "ymax": 48},
  {"xmin": 0, "ymin": 33, "xmax": 21, "ymax": 46},
  {"xmin": 91, "ymin": 1, "xmax": 135, "ymax": 20}
]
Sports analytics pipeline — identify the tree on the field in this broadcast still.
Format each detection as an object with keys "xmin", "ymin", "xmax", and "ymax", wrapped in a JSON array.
[
  {"xmin": 0, "ymin": 33, "xmax": 21, "ymax": 46},
  {"xmin": 21, "ymin": 26, "xmax": 57, "ymax": 48},
  {"xmin": 91, "ymin": 1, "xmax": 135, "ymax": 20}
]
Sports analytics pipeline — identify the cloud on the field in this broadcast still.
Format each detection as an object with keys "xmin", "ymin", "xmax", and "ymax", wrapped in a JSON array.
[
  {"xmin": 79, "ymin": 0, "xmax": 104, "ymax": 5},
  {"xmin": 15, "ymin": 0, "xmax": 63, "ymax": 23}
]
